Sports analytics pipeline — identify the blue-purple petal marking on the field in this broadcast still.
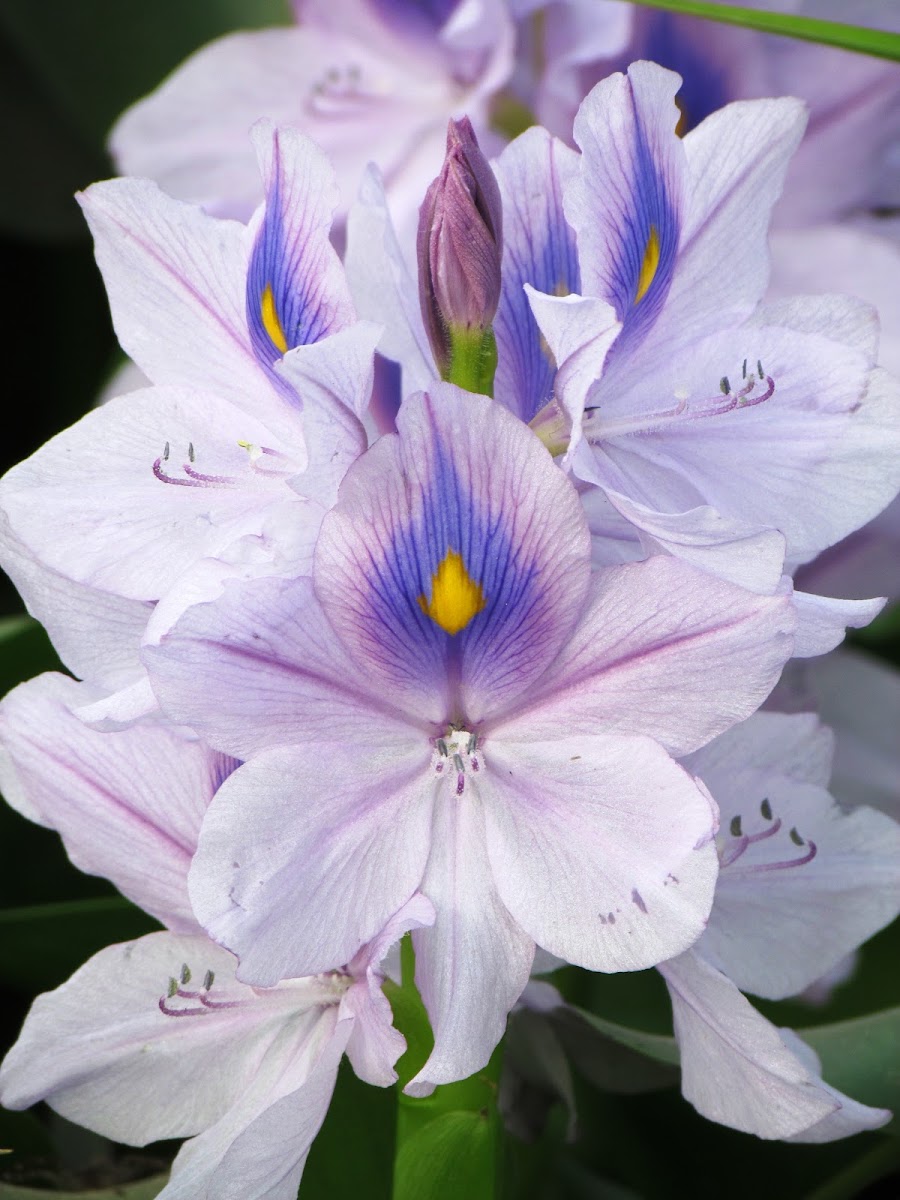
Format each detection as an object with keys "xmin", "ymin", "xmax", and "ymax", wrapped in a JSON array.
[
  {"xmin": 607, "ymin": 111, "xmax": 679, "ymax": 353},
  {"xmin": 316, "ymin": 387, "xmax": 591, "ymax": 722},
  {"xmin": 246, "ymin": 125, "xmax": 353, "ymax": 379},
  {"xmin": 494, "ymin": 127, "xmax": 581, "ymax": 424},
  {"xmin": 570, "ymin": 65, "xmax": 684, "ymax": 359}
]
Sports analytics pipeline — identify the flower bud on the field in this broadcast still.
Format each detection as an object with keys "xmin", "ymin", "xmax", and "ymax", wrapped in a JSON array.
[{"xmin": 417, "ymin": 116, "xmax": 503, "ymax": 391}]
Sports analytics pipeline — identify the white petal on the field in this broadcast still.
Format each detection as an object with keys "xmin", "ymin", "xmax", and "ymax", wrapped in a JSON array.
[
  {"xmin": 407, "ymin": 795, "xmax": 534, "ymax": 1095},
  {"xmin": 483, "ymin": 732, "xmax": 718, "ymax": 972},
  {"xmin": 661, "ymin": 950, "xmax": 838, "ymax": 1139}
]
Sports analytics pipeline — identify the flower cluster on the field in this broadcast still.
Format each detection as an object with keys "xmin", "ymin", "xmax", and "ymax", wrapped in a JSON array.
[{"xmin": 1, "ymin": 3, "xmax": 899, "ymax": 1196}]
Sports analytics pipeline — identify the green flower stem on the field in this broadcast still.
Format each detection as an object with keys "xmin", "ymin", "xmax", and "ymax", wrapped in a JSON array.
[
  {"xmin": 444, "ymin": 328, "xmax": 498, "ymax": 398},
  {"xmin": 386, "ymin": 936, "xmax": 505, "ymax": 1200},
  {"xmin": 624, "ymin": 1, "xmax": 900, "ymax": 61}
]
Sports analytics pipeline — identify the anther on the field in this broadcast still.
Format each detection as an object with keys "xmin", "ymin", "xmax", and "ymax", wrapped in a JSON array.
[
  {"xmin": 757, "ymin": 359, "xmax": 764, "ymax": 380},
  {"xmin": 730, "ymin": 815, "xmax": 742, "ymax": 838},
  {"xmin": 789, "ymin": 827, "xmax": 804, "ymax": 846},
  {"xmin": 203, "ymin": 970, "xmax": 215, "ymax": 991},
  {"xmin": 760, "ymin": 798, "xmax": 773, "ymax": 821},
  {"xmin": 720, "ymin": 376, "xmax": 731, "ymax": 396},
  {"xmin": 180, "ymin": 963, "xmax": 191, "ymax": 985},
  {"xmin": 167, "ymin": 977, "xmax": 178, "ymax": 998},
  {"xmin": 163, "ymin": 441, "xmax": 170, "ymax": 461},
  {"xmin": 188, "ymin": 443, "xmax": 195, "ymax": 463},
  {"xmin": 742, "ymin": 358, "xmax": 747, "ymax": 380}
]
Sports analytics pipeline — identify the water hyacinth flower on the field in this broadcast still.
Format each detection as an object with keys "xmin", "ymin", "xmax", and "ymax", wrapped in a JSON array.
[
  {"xmin": 347, "ymin": 72, "xmax": 893, "ymax": 655},
  {"xmin": 525, "ymin": 64, "xmax": 900, "ymax": 629},
  {"xmin": 0, "ymin": 672, "xmax": 433, "ymax": 1200},
  {"xmin": 659, "ymin": 711, "xmax": 900, "ymax": 1139},
  {"xmin": 0, "ymin": 121, "xmax": 378, "ymax": 719},
  {"xmin": 110, "ymin": 0, "xmax": 515, "ymax": 234},
  {"xmin": 144, "ymin": 384, "xmax": 795, "ymax": 1095}
]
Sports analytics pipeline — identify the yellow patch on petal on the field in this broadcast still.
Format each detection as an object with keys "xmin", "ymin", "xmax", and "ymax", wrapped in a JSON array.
[
  {"xmin": 634, "ymin": 225, "xmax": 660, "ymax": 304},
  {"xmin": 418, "ymin": 550, "xmax": 487, "ymax": 636},
  {"xmin": 261, "ymin": 283, "xmax": 288, "ymax": 354},
  {"xmin": 675, "ymin": 96, "xmax": 690, "ymax": 138}
]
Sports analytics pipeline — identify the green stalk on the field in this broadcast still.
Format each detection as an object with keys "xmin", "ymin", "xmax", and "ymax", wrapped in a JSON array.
[{"xmin": 386, "ymin": 936, "xmax": 505, "ymax": 1200}]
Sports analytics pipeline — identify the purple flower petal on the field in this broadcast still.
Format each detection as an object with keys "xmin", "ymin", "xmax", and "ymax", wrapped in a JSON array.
[
  {"xmin": 315, "ymin": 386, "xmax": 591, "ymax": 722},
  {"xmin": 493, "ymin": 126, "xmax": 581, "ymax": 423},
  {"xmin": 246, "ymin": 121, "xmax": 355, "ymax": 379},
  {"xmin": 483, "ymin": 731, "xmax": 718, "ymax": 971},
  {"xmin": 188, "ymin": 742, "xmax": 435, "ymax": 983}
]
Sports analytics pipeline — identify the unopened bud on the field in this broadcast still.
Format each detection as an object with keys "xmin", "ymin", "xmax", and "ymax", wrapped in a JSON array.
[{"xmin": 417, "ymin": 117, "xmax": 503, "ymax": 393}]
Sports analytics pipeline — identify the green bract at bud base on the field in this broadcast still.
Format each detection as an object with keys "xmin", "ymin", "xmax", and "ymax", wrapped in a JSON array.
[{"xmin": 445, "ymin": 326, "xmax": 498, "ymax": 397}]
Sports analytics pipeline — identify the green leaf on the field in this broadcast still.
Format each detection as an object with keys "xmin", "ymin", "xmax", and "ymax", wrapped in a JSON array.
[
  {"xmin": 0, "ymin": 0, "xmax": 292, "ymax": 148},
  {"xmin": 0, "ymin": 0, "xmax": 291, "ymax": 238},
  {"xmin": 0, "ymin": 1176, "xmax": 167, "ymax": 1200},
  {"xmin": 551, "ymin": 1008, "xmax": 679, "ymax": 1094},
  {"xmin": 802, "ymin": 1006, "xmax": 900, "ymax": 1120},
  {"xmin": 567, "ymin": 1005, "xmax": 679, "ymax": 1068},
  {"xmin": 0, "ymin": 898, "xmax": 159, "ymax": 993},
  {"xmin": 302, "ymin": 1059, "xmax": 396, "ymax": 1200},
  {"xmin": 625, "ymin": 1, "xmax": 900, "ymax": 60},
  {"xmin": 393, "ymin": 1111, "xmax": 496, "ymax": 1200},
  {"xmin": 0, "ymin": 617, "xmax": 61, "ymax": 703},
  {"xmin": 0, "ymin": 1110, "xmax": 54, "ymax": 1164}
]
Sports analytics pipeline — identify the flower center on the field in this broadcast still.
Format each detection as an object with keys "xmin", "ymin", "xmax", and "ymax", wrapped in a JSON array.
[{"xmin": 432, "ymin": 728, "xmax": 480, "ymax": 795}]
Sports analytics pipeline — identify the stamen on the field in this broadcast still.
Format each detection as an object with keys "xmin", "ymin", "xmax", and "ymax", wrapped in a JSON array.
[
  {"xmin": 433, "ymin": 728, "xmax": 482, "ymax": 795},
  {"xmin": 583, "ymin": 360, "xmax": 775, "ymax": 442},
  {"xmin": 158, "ymin": 997, "xmax": 208, "ymax": 1017},
  {"xmin": 718, "ymin": 817, "xmax": 781, "ymax": 868},
  {"xmin": 307, "ymin": 64, "xmax": 379, "ymax": 118},
  {"xmin": 152, "ymin": 443, "xmax": 241, "ymax": 489},
  {"xmin": 719, "ymin": 800, "xmax": 818, "ymax": 876},
  {"xmin": 182, "ymin": 463, "xmax": 237, "ymax": 485},
  {"xmin": 158, "ymin": 963, "xmax": 244, "ymax": 1018},
  {"xmin": 750, "ymin": 840, "xmax": 818, "ymax": 872},
  {"xmin": 746, "ymin": 818, "xmax": 782, "ymax": 845}
]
